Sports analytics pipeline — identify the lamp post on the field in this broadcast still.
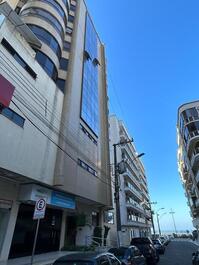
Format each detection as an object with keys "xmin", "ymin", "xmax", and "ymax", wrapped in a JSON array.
[
  {"xmin": 113, "ymin": 138, "xmax": 133, "ymax": 247},
  {"xmin": 156, "ymin": 208, "xmax": 165, "ymax": 236},
  {"xmin": 169, "ymin": 209, "xmax": 177, "ymax": 234},
  {"xmin": 113, "ymin": 138, "xmax": 145, "ymax": 247},
  {"xmin": 148, "ymin": 201, "xmax": 157, "ymax": 236}
]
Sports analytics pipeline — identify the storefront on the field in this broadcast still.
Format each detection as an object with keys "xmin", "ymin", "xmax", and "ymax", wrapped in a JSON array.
[
  {"xmin": 9, "ymin": 184, "xmax": 76, "ymax": 259},
  {"xmin": 0, "ymin": 178, "xmax": 19, "ymax": 262}
]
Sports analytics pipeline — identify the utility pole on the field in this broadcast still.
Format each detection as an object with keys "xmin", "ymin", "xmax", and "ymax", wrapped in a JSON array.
[
  {"xmin": 113, "ymin": 138, "xmax": 133, "ymax": 247},
  {"xmin": 113, "ymin": 143, "xmax": 121, "ymax": 247},
  {"xmin": 169, "ymin": 209, "xmax": 177, "ymax": 234},
  {"xmin": 149, "ymin": 201, "xmax": 157, "ymax": 236},
  {"xmin": 156, "ymin": 214, "xmax": 161, "ymax": 236}
]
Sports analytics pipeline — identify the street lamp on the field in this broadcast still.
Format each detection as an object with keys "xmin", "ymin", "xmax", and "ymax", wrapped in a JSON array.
[
  {"xmin": 113, "ymin": 138, "xmax": 133, "ymax": 247},
  {"xmin": 135, "ymin": 153, "xmax": 145, "ymax": 159},
  {"xmin": 113, "ymin": 137, "xmax": 146, "ymax": 246},
  {"xmin": 156, "ymin": 208, "xmax": 165, "ymax": 236},
  {"xmin": 148, "ymin": 201, "xmax": 157, "ymax": 236},
  {"xmin": 169, "ymin": 209, "xmax": 177, "ymax": 234}
]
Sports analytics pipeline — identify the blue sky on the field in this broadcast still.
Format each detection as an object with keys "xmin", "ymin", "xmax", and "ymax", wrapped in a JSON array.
[{"xmin": 86, "ymin": 0, "xmax": 199, "ymax": 232}]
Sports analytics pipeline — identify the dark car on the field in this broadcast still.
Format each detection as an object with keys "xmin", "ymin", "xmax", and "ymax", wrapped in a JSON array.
[
  {"xmin": 152, "ymin": 239, "xmax": 165, "ymax": 255},
  {"xmin": 109, "ymin": 246, "xmax": 146, "ymax": 265},
  {"xmin": 192, "ymin": 250, "xmax": 199, "ymax": 265},
  {"xmin": 130, "ymin": 238, "xmax": 159, "ymax": 265},
  {"xmin": 53, "ymin": 252, "xmax": 121, "ymax": 265}
]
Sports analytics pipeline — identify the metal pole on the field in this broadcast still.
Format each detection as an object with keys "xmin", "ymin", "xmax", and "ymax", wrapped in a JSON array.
[
  {"xmin": 30, "ymin": 219, "xmax": 40, "ymax": 265},
  {"xmin": 170, "ymin": 209, "xmax": 177, "ymax": 234},
  {"xmin": 156, "ymin": 214, "xmax": 161, "ymax": 236},
  {"xmin": 149, "ymin": 202, "xmax": 156, "ymax": 236},
  {"xmin": 113, "ymin": 144, "xmax": 121, "ymax": 247}
]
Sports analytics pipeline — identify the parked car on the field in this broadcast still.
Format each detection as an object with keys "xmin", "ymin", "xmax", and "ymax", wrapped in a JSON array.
[
  {"xmin": 192, "ymin": 250, "xmax": 199, "ymax": 265},
  {"xmin": 152, "ymin": 239, "xmax": 165, "ymax": 254},
  {"xmin": 130, "ymin": 238, "xmax": 159, "ymax": 265},
  {"xmin": 109, "ymin": 246, "xmax": 146, "ymax": 265},
  {"xmin": 53, "ymin": 252, "xmax": 121, "ymax": 265},
  {"xmin": 159, "ymin": 236, "xmax": 169, "ymax": 246}
]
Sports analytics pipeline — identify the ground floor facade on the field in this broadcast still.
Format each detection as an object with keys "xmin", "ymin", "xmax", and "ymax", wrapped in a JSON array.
[
  {"xmin": 120, "ymin": 225, "xmax": 151, "ymax": 246},
  {"xmin": 0, "ymin": 177, "xmax": 106, "ymax": 263}
]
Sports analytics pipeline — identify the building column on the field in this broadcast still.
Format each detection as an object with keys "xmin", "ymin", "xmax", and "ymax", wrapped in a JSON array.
[
  {"xmin": 0, "ymin": 201, "xmax": 19, "ymax": 262},
  {"xmin": 59, "ymin": 211, "xmax": 67, "ymax": 250}
]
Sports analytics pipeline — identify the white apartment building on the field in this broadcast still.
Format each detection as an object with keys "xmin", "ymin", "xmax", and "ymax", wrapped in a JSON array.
[
  {"xmin": 177, "ymin": 101, "xmax": 199, "ymax": 230},
  {"xmin": 0, "ymin": 0, "xmax": 112, "ymax": 262},
  {"xmin": 107, "ymin": 115, "xmax": 152, "ymax": 246}
]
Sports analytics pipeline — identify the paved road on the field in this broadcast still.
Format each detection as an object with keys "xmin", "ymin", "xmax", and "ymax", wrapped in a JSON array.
[{"xmin": 159, "ymin": 240, "xmax": 198, "ymax": 265}]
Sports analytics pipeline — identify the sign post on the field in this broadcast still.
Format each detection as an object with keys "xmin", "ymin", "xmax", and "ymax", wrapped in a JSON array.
[{"xmin": 30, "ymin": 198, "xmax": 47, "ymax": 265}]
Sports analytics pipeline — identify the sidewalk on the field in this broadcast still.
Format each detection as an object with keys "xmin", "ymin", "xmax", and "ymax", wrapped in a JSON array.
[{"xmin": 0, "ymin": 251, "xmax": 71, "ymax": 265}]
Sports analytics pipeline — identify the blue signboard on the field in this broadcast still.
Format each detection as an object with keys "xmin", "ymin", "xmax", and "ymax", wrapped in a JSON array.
[{"xmin": 51, "ymin": 191, "xmax": 75, "ymax": 210}]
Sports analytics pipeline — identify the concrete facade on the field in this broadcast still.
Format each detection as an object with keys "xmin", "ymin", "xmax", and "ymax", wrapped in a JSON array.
[
  {"xmin": 106, "ymin": 115, "xmax": 152, "ymax": 246},
  {"xmin": 0, "ymin": 0, "xmax": 112, "ymax": 262},
  {"xmin": 177, "ymin": 101, "xmax": 199, "ymax": 231}
]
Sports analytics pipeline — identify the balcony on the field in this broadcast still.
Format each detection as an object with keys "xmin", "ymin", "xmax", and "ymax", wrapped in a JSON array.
[
  {"xmin": 126, "ymin": 200, "xmax": 145, "ymax": 214},
  {"xmin": 196, "ymin": 171, "xmax": 199, "ymax": 184},
  {"xmin": 184, "ymin": 116, "xmax": 199, "ymax": 126},
  {"xmin": 123, "ymin": 169, "xmax": 141, "ymax": 190},
  {"xmin": 124, "ymin": 185, "xmax": 142, "ymax": 201},
  {"xmin": 191, "ymin": 147, "xmax": 199, "ymax": 170},
  {"xmin": 142, "ymin": 200, "xmax": 150, "ymax": 210},
  {"xmin": 127, "ymin": 216, "xmax": 149, "ymax": 227},
  {"xmin": 145, "ymin": 210, "xmax": 151, "ymax": 218},
  {"xmin": 141, "ymin": 190, "xmax": 150, "ymax": 201},
  {"xmin": 187, "ymin": 130, "xmax": 199, "ymax": 155}
]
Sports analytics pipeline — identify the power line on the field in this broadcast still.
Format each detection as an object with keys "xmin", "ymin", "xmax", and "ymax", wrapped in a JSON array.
[
  {"xmin": 11, "ymin": 100, "xmax": 115, "ymax": 190},
  {"xmin": 0, "ymin": 53, "xmax": 107, "ymax": 175},
  {"xmin": 13, "ymin": 93, "xmax": 112, "ymax": 184},
  {"xmin": 0, "ymin": 49, "xmax": 115, "ymax": 188}
]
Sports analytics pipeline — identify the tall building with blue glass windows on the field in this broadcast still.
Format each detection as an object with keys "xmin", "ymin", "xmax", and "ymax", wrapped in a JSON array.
[{"xmin": 0, "ymin": 0, "xmax": 112, "ymax": 262}]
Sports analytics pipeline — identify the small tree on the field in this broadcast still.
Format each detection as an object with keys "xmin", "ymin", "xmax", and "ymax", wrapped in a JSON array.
[
  {"xmin": 93, "ymin": 227, "xmax": 102, "ymax": 246},
  {"xmin": 103, "ymin": 225, "xmax": 111, "ymax": 246}
]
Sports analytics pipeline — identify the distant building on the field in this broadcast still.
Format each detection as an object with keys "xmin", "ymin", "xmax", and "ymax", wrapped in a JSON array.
[
  {"xmin": 177, "ymin": 101, "xmax": 199, "ymax": 231},
  {"xmin": 106, "ymin": 115, "xmax": 152, "ymax": 246},
  {"xmin": 0, "ymin": 0, "xmax": 112, "ymax": 262}
]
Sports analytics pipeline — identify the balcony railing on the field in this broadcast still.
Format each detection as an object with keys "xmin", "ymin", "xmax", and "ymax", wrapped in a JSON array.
[
  {"xmin": 124, "ymin": 168, "xmax": 141, "ymax": 189},
  {"xmin": 124, "ymin": 184, "xmax": 142, "ymax": 200},
  {"xmin": 126, "ymin": 199, "xmax": 144, "ymax": 211},
  {"xmin": 127, "ymin": 215, "xmax": 146, "ymax": 224},
  {"xmin": 184, "ymin": 116, "xmax": 199, "ymax": 124},
  {"xmin": 191, "ymin": 147, "xmax": 199, "ymax": 167},
  {"xmin": 188, "ymin": 130, "xmax": 199, "ymax": 141}
]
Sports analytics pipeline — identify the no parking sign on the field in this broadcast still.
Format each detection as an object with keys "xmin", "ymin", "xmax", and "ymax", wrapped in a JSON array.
[{"xmin": 33, "ymin": 198, "xmax": 47, "ymax": 220}]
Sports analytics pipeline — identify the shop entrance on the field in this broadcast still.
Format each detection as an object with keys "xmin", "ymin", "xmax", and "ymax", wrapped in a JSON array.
[
  {"xmin": 66, "ymin": 216, "xmax": 77, "ymax": 246},
  {"xmin": 9, "ymin": 203, "xmax": 62, "ymax": 259}
]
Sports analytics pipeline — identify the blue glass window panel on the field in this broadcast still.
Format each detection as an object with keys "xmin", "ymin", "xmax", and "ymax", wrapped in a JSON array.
[
  {"xmin": 2, "ymin": 108, "xmax": 25, "ymax": 127},
  {"xmin": 28, "ymin": 25, "xmax": 61, "ymax": 59},
  {"xmin": 81, "ymin": 14, "xmax": 100, "ymax": 135}
]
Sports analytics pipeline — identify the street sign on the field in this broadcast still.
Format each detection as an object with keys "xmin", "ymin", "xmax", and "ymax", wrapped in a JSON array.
[{"xmin": 33, "ymin": 198, "xmax": 47, "ymax": 220}]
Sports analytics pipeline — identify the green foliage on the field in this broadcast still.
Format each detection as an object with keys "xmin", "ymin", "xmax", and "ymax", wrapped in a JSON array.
[
  {"xmin": 76, "ymin": 214, "xmax": 86, "ymax": 227},
  {"xmin": 93, "ymin": 226, "xmax": 102, "ymax": 245}
]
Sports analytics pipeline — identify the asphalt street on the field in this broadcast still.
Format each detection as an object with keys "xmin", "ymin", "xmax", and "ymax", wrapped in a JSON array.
[{"xmin": 159, "ymin": 240, "xmax": 198, "ymax": 265}]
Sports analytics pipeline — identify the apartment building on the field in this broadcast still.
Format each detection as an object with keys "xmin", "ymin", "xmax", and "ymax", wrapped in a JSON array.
[
  {"xmin": 0, "ymin": 0, "xmax": 112, "ymax": 262},
  {"xmin": 107, "ymin": 115, "xmax": 151, "ymax": 246},
  {"xmin": 177, "ymin": 101, "xmax": 199, "ymax": 231}
]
